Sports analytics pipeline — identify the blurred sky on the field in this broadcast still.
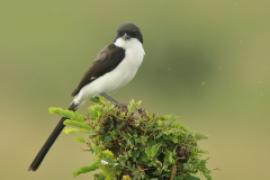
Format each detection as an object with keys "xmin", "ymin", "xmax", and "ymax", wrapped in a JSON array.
[{"xmin": 0, "ymin": 0, "xmax": 270, "ymax": 179}]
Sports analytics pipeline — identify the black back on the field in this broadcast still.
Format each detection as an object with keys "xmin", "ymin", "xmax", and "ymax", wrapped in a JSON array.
[{"xmin": 72, "ymin": 44, "xmax": 125, "ymax": 97}]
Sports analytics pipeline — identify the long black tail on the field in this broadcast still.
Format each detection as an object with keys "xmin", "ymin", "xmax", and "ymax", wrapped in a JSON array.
[{"xmin": 29, "ymin": 103, "xmax": 78, "ymax": 171}]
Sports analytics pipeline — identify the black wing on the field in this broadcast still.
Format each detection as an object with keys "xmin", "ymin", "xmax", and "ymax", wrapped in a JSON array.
[{"xmin": 71, "ymin": 44, "xmax": 125, "ymax": 97}]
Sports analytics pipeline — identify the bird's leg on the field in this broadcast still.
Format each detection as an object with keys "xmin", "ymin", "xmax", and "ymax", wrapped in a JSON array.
[
  {"xmin": 100, "ymin": 93, "xmax": 127, "ymax": 111},
  {"xmin": 100, "ymin": 93, "xmax": 120, "ymax": 105}
]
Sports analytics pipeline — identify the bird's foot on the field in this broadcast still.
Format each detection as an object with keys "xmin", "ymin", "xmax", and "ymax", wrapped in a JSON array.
[{"xmin": 114, "ymin": 103, "xmax": 128, "ymax": 112}]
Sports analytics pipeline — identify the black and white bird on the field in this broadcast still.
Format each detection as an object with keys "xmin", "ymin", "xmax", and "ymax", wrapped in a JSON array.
[{"xmin": 29, "ymin": 23, "xmax": 145, "ymax": 171}]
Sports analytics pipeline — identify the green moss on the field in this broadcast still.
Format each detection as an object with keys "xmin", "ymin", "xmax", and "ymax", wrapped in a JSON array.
[{"xmin": 49, "ymin": 97, "xmax": 211, "ymax": 180}]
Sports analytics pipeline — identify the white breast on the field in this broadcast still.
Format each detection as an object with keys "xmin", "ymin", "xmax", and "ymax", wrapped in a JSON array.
[{"xmin": 73, "ymin": 38, "xmax": 145, "ymax": 105}]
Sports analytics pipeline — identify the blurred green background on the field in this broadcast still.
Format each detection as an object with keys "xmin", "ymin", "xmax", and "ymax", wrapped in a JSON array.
[{"xmin": 0, "ymin": 0, "xmax": 269, "ymax": 179}]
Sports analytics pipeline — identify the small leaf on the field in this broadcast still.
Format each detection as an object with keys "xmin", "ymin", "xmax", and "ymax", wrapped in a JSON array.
[
  {"xmin": 122, "ymin": 175, "xmax": 132, "ymax": 180},
  {"xmin": 73, "ymin": 161, "xmax": 100, "ymax": 176},
  {"xmin": 145, "ymin": 144, "xmax": 161, "ymax": 158},
  {"xmin": 194, "ymin": 133, "xmax": 208, "ymax": 140},
  {"xmin": 127, "ymin": 99, "xmax": 142, "ymax": 113},
  {"xmin": 90, "ymin": 96, "xmax": 101, "ymax": 103},
  {"xmin": 64, "ymin": 119, "xmax": 91, "ymax": 131},
  {"xmin": 100, "ymin": 150, "xmax": 114, "ymax": 159},
  {"xmin": 164, "ymin": 151, "xmax": 175, "ymax": 164},
  {"xmin": 49, "ymin": 107, "xmax": 84, "ymax": 121},
  {"xmin": 73, "ymin": 137, "xmax": 86, "ymax": 143},
  {"xmin": 63, "ymin": 127, "xmax": 82, "ymax": 134}
]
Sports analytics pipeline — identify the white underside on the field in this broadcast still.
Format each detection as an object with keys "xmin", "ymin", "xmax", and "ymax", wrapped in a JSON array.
[{"xmin": 73, "ymin": 38, "xmax": 145, "ymax": 105}]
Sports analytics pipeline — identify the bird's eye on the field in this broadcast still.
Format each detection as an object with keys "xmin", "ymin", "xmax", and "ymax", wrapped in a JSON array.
[
  {"xmin": 129, "ymin": 32, "xmax": 136, "ymax": 37},
  {"xmin": 118, "ymin": 31, "xmax": 124, "ymax": 36}
]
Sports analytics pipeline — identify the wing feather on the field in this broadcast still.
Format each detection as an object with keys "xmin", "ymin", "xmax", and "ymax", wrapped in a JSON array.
[{"xmin": 71, "ymin": 44, "xmax": 125, "ymax": 97}]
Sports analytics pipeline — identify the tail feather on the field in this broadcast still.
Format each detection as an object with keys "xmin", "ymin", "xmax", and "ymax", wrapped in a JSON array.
[{"xmin": 28, "ymin": 103, "xmax": 78, "ymax": 171}]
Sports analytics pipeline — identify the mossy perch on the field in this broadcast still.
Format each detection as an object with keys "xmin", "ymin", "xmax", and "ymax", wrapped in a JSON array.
[{"xmin": 49, "ymin": 98, "xmax": 212, "ymax": 180}]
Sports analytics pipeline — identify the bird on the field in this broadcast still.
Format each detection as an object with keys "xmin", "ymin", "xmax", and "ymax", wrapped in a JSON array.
[{"xmin": 29, "ymin": 23, "xmax": 145, "ymax": 171}]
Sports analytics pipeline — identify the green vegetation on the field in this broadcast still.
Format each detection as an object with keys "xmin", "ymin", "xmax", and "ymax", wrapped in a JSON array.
[{"xmin": 49, "ymin": 98, "xmax": 211, "ymax": 180}]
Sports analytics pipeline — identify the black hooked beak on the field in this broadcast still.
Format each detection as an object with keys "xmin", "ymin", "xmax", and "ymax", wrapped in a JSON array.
[{"xmin": 123, "ymin": 33, "xmax": 131, "ymax": 40}]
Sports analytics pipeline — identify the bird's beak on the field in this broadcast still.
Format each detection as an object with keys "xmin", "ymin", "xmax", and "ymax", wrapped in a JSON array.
[{"xmin": 123, "ymin": 33, "xmax": 131, "ymax": 40}]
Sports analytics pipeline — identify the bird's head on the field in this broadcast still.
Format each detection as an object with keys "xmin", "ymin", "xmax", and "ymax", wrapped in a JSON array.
[{"xmin": 114, "ymin": 23, "xmax": 143, "ymax": 49}]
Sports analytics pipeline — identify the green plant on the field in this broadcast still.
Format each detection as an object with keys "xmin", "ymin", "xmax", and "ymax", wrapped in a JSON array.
[{"xmin": 49, "ymin": 97, "xmax": 212, "ymax": 180}]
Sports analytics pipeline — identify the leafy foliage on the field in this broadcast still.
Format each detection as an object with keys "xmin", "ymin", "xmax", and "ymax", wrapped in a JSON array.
[{"xmin": 49, "ymin": 97, "xmax": 212, "ymax": 180}]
